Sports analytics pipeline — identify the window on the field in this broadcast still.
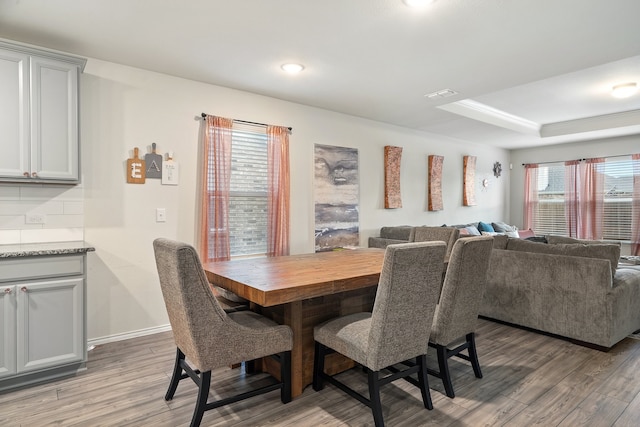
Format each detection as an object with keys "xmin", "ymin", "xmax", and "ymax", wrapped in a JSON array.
[
  {"xmin": 200, "ymin": 115, "xmax": 290, "ymax": 262},
  {"xmin": 602, "ymin": 159, "xmax": 633, "ymax": 241},
  {"xmin": 228, "ymin": 128, "xmax": 268, "ymax": 257},
  {"xmin": 529, "ymin": 156, "xmax": 635, "ymax": 241},
  {"xmin": 534, "ymin": 163, "xmax": 567, "ymax": 236}
]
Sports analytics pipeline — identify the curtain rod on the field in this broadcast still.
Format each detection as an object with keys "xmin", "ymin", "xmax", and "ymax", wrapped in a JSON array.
[
  {"xmin": 201, "ymin": 113, "xmax": 292, "ymax": 132},
  {"xmin": 522, "ymin": 153, "xmax": 637, "ymax": 166}
]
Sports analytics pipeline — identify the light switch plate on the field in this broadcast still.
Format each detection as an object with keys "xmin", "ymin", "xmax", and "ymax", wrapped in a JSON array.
[{"xmin": 156, "ymin": 208, "xmax": 166, "ymax": 222}]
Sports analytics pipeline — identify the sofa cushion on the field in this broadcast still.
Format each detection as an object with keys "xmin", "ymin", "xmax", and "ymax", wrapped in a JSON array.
[
  {"xmin": 492, "ymin": 234, "xmax": 509, "ymax": 250},
  {"xmin": 546, "ymin": 235, "xmax": 622, "ymax": 248},
  {"xmin": 506, "ymin": 238, "xmax": 621, "ymax": 277},
  {"xmin": 379, "ymin": 226, "xmax": 415, "ymax": 242}
]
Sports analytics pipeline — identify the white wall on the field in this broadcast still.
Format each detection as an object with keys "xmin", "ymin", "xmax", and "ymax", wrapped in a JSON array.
[{"xmin": 73, "ymin": 58, "xmax": 509, "ymax": 342}]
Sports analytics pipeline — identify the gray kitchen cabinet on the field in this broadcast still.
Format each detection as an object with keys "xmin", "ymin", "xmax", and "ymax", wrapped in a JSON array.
[
  {"xmin": 0, "ymin": 254, "xmax": 87, "ymax": 392},
  {"xmin": 0, "ymin": 39, "xmax": 86, "ymax": 184}
]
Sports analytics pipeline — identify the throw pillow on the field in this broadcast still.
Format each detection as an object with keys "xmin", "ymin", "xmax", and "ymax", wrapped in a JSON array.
[
  {"xmin": 518, "ymin": 229, "xmax": 535, "ymax": 239},
  {"xmin": 492, "ymin": 221, "xmax": 517, "ymax": 233},
  {"xmin": 464, "ymin": 225, "xmax": 481, "ymax": 235},
  {"xmin": 477, "ymin": 221, "xmax": 495, "ymax": 233}
]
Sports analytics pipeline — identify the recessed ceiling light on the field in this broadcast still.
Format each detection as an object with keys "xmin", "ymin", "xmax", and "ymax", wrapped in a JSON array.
[
  {"xmin": 611, "ymin": 82, "xmax": 637, "ymax": 98},
  {"xmin": 403, "ymin": 0, "xmax": 436, "ymax": 8},
  {"xmin": 424, "ymin": 89, "xmax": 458, "ymax": 99},
  {"xmin": 281, "ymin": 63, "xmax": 304, "ymax": 74}
]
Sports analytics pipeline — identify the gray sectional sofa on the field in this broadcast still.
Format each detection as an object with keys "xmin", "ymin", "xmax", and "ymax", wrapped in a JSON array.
[
  {"xmin": 369, "ymin": 225, "xmax": 640, "ymax": 349},
  {"xmin": 480, "ymin": 236, "xmax": 640, "ymax": 349}
]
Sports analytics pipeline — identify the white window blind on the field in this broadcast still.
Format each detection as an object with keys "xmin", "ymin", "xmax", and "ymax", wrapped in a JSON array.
[
  {"xmin": 228, "ymin": 129, "xmax": 268, "ymax": 256},
  {"xmin": 602, "ymin": 157, "xmax": 633, "ymax": 241},
  {"xmin": 534, "ymin": 163, "xmax": 567, "ymax": 236}
]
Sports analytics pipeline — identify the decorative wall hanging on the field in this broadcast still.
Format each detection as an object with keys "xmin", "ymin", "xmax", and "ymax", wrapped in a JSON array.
[
  {"xmin": 384, "ymin": 145, "xmax": 402, "ymax": 208},
  {"xmin": 428, "ymin": 155, "xmax": 444, "ymax": 211},
  {"xmin": 126, "ymin": 147, "xmax": 146, "ymax": 184},
  {"xmin": 493, "ymin": 161, "xmax": 502, "ymax": 178},
  {"xmin": 481, "ymin": 177, "xmax": 490, "ymax": 192},
  {"xmin": 145, "ymin": 142, "xmax": 163, "ymax": 179},
  {"xmin": 162, "ymin": 152, "xmax": 179, "ymax": 185},
  {"xmin": 314, "ymin": 144, "xmax": 360, "ymax": 252},
  {"xmin": 463, "ymin": 155, "xmax": 476, "ymax": 206}
]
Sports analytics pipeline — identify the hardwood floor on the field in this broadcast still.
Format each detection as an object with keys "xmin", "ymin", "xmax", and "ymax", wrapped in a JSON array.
[{"xmin": 2, "ymin": 318, "xmax": 640, "ymax": 426}]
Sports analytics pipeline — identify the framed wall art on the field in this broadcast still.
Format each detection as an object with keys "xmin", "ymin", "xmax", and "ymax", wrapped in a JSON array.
[
  {"xmin": 384, "ymin": 145, "xmax": 402, "ymax": 209},
  {"xmin": 428, "ymin": 155, "xmax": 444, "ymax": 211},
  {"xmin": 463, "ymin": 155, "xmax": 476, "ymax": 206}
]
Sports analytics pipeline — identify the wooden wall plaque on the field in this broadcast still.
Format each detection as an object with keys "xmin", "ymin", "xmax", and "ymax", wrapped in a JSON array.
[
  {"xmin": 126, "ymin": 147, "xmax": 146, "ymax": 184},
  {"xmin": 384, "ymin": 146, "xmax": 402, "ymax": 209},
  {"xmin": 463, "ymin": 155, "xmax": 476, "ymax": 206},
  {"xmin": 428, "ymin": 155, "xmax": 444, "ymax": 211}
]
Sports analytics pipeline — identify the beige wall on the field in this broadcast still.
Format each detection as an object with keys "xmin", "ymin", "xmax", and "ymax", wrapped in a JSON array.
[{"xmin": 77, "ymin": 58, "xmax": 510, "ymax": 343}]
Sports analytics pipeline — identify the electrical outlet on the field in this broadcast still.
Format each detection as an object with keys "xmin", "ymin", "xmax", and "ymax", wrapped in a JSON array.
[
  {"xmin": 26, "ymin": 213, "xmax": 46, "ymax": 224},
  {"xmin": 156, "ymin": 208, "xmax": 166, "ymax": 223}
]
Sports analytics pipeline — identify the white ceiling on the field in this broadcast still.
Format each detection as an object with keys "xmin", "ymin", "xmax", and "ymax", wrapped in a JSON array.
[{"xmin": 1, "ymin": 0, "xmax": 639, "ymax": 149}]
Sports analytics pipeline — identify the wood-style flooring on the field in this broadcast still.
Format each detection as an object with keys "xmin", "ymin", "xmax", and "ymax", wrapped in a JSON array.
[{"xmin": 2, "ymin": 318, "xmax": 640, "ymax": 426}]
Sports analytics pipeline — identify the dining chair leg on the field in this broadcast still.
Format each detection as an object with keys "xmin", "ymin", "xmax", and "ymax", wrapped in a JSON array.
[
  {"xmin": 436, "ymin": 344, "xmax": 455, "ymax": 398},
  {"xmin": 280, "ymin": 351, "xmax": 292, "ymax": 403},
  {"xmin": 313, "ymin": 341, "xmax": 326, "ymax": 391},
  {"xmin": 467, "ymin": 333, "xmax": 483, "ymax": 378},
  {"xmin": 367, "ymin": 370, "xmax": 384, "ymax": 427},
  {"xmin": 191, "ymin": 370, "xmax": 211, "ymax": 427},
  {"xmin": 165, "ymin": 348, "xmax": 185, "ymax": 401},
  {"xmin": 416, "ymin": 355, "xmax": 433, "ymax": 410}
]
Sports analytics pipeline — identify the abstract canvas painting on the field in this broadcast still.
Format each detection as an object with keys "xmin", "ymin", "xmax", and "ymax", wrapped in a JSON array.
[{"xmin": 314, "ymin": 144, "xmax": 360, "ymax": 251}]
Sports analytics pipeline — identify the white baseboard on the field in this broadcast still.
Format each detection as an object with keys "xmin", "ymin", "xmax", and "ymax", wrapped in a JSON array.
[{"xmin": 88, "ymin": 324, "xmax": 172, "ymax": 348}]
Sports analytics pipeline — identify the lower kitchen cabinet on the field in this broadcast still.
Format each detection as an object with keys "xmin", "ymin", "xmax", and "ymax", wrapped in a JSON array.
[{"xmin": 0, "ymin": 253, "xmax": 87, "ymax": 391}]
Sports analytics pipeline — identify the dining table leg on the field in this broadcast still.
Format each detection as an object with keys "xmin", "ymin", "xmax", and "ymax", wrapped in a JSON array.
[{"xmin": 284, "ymin": 300, "xmax": 304, "ymax": 397}]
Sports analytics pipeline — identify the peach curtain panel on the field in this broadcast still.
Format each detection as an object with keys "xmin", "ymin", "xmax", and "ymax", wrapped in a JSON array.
[
  {"xmin": 564, "ymin": 158, "xmax": 605, "ymax": 239},
  {"xmin": 266, "ymin": 126, "xmax": 290, "ymax": 257},
  {"xmin": 564, "ymin": 160, "xmax": 580, "ymax": 238},
  {"xmin": 523, "ymin": 164, "xmax": 539, "ymax": 231},
  {"xmin": 579, "ymin": 158, "xmax": 605, "ymax": 240},
  {"xmin": 632, "ymin": 154, "xmax": 640, "ymax": 256},
  {"xmin": 200, "ymin": 116, "xmax": 233, "ymax": 262}
]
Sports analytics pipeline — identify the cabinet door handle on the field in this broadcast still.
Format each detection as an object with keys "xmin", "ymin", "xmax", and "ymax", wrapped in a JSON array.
[
  {"xmin": 31, "ymin": 172, "xmax": 38, "ymax": 178},
  {"xmin": 3, "ymin": 288, "xmax": 11, "ymax": 294},
  {"xmin": 21, "ymin": 286, "xmax": 28, "ymax": 292},
  {"xmin": 23, "ymin": 172, "xmax": 30, "ymax": 177}
]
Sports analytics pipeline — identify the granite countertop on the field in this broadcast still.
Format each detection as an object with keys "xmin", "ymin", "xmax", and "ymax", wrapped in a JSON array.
[{"xmin": 0, "ymin": 241, "xmax": 95, "ymax": 258}]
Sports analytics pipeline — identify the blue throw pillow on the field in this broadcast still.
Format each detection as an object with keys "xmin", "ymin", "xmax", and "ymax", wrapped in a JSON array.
[{"xmin": 477, "ymin": 221, "xmax": 495, "ymax": 233}]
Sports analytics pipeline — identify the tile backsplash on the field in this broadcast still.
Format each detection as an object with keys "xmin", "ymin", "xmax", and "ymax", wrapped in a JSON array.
[{"xmin": 0, "ymin": 184, "xmax": 84, "ymax": 244}]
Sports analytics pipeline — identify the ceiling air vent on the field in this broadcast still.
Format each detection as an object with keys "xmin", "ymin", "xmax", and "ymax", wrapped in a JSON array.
[{"xmin": 425, "ymin": 89, "xmax": 458, "ymax": 99}]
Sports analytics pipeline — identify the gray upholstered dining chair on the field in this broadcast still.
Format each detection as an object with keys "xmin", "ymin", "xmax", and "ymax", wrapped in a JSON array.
[
  {"xmin": 312, "ymin": 241, "xmax": 447, "ymax": 427},
  {"xmin": 153, "ymin": 238, "xmax": 293, "ymax": 427},
  {"xmin": 413, "ymin": 226, "xmax": 461, "ymax": 260},
  {"xmin": 427, "ymin": 235, "xmax": 494, "ymax": 398}
]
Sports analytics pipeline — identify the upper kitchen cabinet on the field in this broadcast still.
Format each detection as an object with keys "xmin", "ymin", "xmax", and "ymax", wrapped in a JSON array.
[{"xmin": 0, "ymin": 39, "xmax": 86, "ymax": 184}]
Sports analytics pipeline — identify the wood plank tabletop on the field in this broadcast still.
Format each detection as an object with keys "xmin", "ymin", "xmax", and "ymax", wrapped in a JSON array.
[{"xmin": 203, "ymin": 248, "xmax": 386, "ymax": 306}]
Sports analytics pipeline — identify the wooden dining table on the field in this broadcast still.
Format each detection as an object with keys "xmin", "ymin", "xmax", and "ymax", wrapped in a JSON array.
[{"xmin": 203, "ymin": 248, "xmax": 386, "ymax": 398}]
